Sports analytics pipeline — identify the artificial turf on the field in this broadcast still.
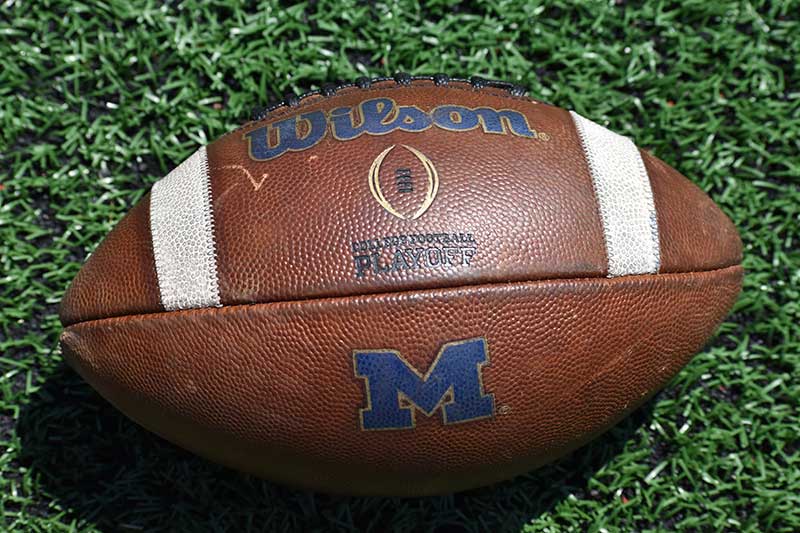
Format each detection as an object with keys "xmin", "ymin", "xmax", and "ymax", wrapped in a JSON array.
[{"xmin": 1, "ymin": 0, "xmax": 798, "ymax": 531}]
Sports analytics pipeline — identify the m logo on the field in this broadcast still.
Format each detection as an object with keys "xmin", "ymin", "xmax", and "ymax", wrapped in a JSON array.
[{"xmin": 353, "ymin": 338, "xmax": 494, "ymax": 431}]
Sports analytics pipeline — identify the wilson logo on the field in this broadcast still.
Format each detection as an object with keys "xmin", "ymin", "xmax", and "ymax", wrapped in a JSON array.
[
  {"xmin": 244, "ymin": 97, "xmax": 541, "ymax": 161},
  {"xmin": 353, "ymin": 338, "xmax": 494, "ymax": 431}
]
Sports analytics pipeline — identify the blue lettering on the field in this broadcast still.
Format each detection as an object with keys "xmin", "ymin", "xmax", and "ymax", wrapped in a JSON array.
[
  {"xmin": 393, "ymin": 106, "xmax": 432, "ymax": 132},
  {"xmin": 432, "ymin": 105, "xmax": 479, "ymax": 131},
  {"xmin": 244, "ymin": 111, "xmax": 327, "ymax": 161},
  {"xmin": 245, "ymin": 99, "xmax": 539, "ymax": 161},
  {"xmin": 331, "ymin": 98, "xmax": 396, "ymax": 140},
  {"xmin": 476, "ymin": 108, "xmax": 536, "ymax": 138},
  {"xmin": 354, "ymin": 338, "xmax": 494, "ymax": 430}
]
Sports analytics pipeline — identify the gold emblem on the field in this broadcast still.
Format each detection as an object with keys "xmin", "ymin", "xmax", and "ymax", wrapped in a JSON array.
[{"xmin": 368, "ymin": 145, "xmax": 439, "ymax": 220}]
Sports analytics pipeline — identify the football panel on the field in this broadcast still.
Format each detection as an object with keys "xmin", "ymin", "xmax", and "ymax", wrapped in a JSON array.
[
  {"xmin": 60, "ymin": 81, "xmax": 743, "ymax": 326},
  {"xmin": 206, "ymin": 85, "xmax": 610, "ymax": 307},
  {"xmin": 60, "ymin": 265, "xmax": 742, "ymax": 495},
  {"xmin": 644, "ymin": 150, "xmax": 742, "ymax": 273},
  {"xmin": 59, "ymin": 194, "xmax": 161, "ymax": 326}
]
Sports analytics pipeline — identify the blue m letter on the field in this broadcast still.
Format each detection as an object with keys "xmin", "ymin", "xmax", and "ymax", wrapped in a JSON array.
[{"xmin": 353, "ymin": 338, "xmax": 494, "ymax": 430}]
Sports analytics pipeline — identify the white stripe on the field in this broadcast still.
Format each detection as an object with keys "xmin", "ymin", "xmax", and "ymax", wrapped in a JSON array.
[
  {"xmin": 570, "ymin": 111, "xmax": 660, "ymax": 277},
  {"xmin": 150, "ymin": 146, "xmax": 221, "ymax": 310}
]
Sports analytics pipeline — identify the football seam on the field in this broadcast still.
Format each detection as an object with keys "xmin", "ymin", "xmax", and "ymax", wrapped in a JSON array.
[{"xmin": 60, "ymin": 263, "xmax": 743, "ymax": 329}]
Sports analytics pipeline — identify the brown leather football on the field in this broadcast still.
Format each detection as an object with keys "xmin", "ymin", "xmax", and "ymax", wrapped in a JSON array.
[{"xmin": 60, "ymin": 75, "xmax": 743, "ymax": 496}]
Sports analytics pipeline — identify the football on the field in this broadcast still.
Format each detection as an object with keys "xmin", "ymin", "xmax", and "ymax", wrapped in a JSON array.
[{"xmin": 59, "ymin": 74, "xmax": 742, "ymax": 496}]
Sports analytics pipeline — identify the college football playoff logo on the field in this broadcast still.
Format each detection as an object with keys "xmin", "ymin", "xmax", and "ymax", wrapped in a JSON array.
[{"xmin": 368, "ymin": 144, "xmax": 439, "ymax": 220}]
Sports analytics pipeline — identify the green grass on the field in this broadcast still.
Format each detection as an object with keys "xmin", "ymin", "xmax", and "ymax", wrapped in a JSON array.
[{"xmin": 1, "ymin": 0, "xmax": 798, "ymax": 531}]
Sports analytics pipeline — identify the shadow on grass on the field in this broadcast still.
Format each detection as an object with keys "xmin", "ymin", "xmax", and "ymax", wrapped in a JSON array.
[{"xmin": 18, "ymin": 363, "xmax": 653, "ymax": 532}]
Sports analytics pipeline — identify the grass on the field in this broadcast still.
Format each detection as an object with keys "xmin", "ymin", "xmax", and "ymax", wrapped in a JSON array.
[{"xmin": 1, "ymin": 0, "xmax": 798, "ymax": 531}]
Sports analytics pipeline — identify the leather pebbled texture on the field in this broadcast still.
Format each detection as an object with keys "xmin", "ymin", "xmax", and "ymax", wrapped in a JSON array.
[
  {"xmin": 61, "ymin": 79, "xmax": 741, "ymax": 325},
  {"xmin": 62, "ymin": 266, "xmax": 743, "ymax": 495},
  {"xmin": 60, "ymin": 76, "xmax": 744, "ymax": 495},
  {"xmin": 60, "ymin": 194, "xmax": 161, "ymax": 327},
  {"xmin": 207, "ymin": 82, "xmax": 610, "ymax": 309}
]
